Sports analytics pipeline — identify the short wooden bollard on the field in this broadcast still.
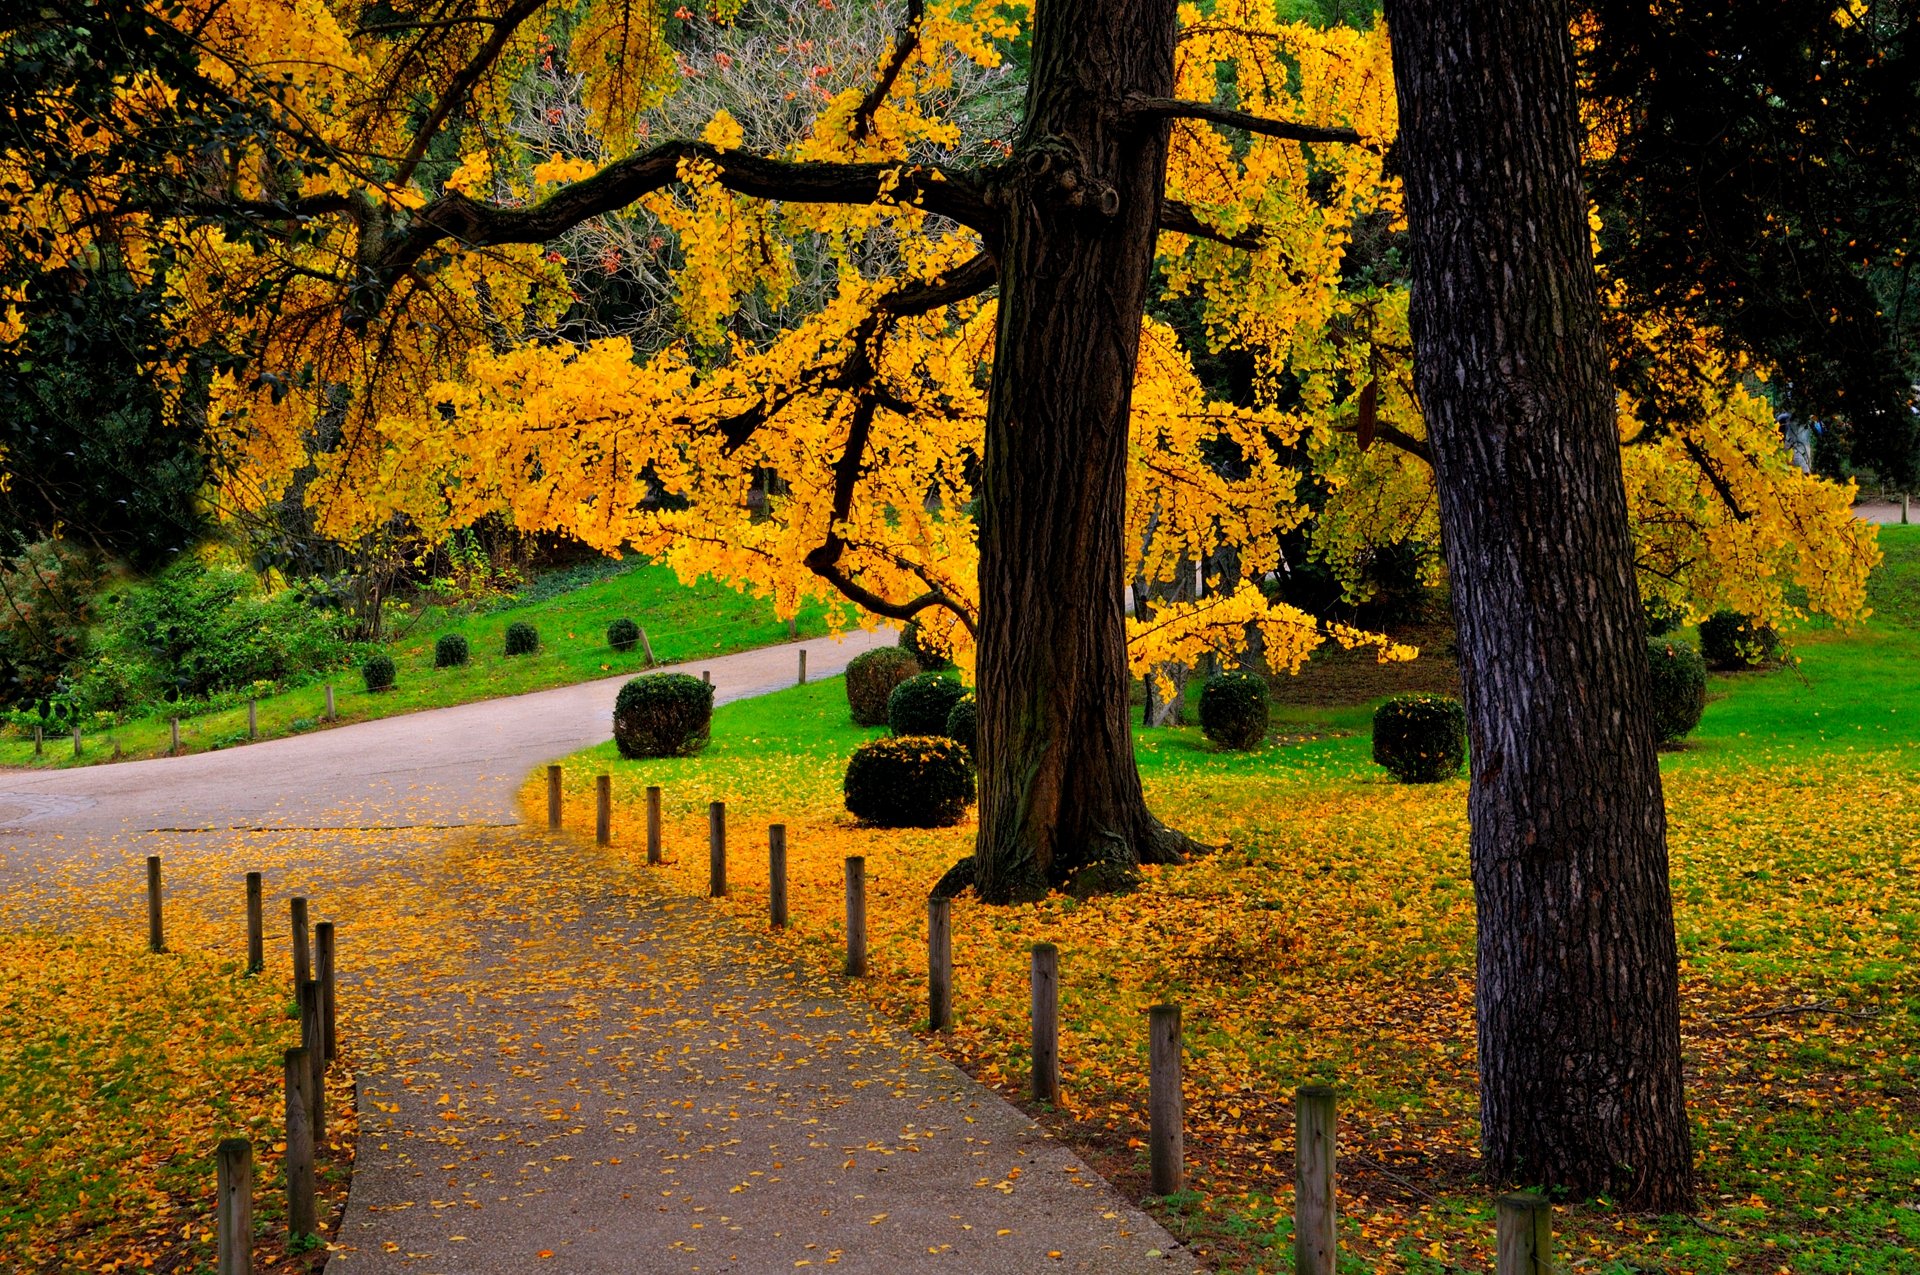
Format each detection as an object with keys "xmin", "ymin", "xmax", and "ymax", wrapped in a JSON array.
[
  {"xmin": 290, "ymin": 897, "xmax": 311, "ymax": 989},
  {"xmin": 1294, "ymin": 1085, "xmax": 1338, "ymax": 1275},
  {"xmin": 708, "ymin": 801, "xmax": 727, "ymax": 897},
  {"xmin": 645, "ymin": 786, "xmax": 663, "ymax": 864},
  {"xmin": 595, "ymin": 775, "xmax": 611, "ymax": 846},
  {"xmin": 768, "ymin": 825, "xmax": 789, "ymax": 928},
  {"xmin": 927, "ymin": 897, "xmax": 953, "ymax": 1031},
  {"xmin": 547, "ymin": 764, "xmax": 563, "ymax": 830},
  {"xmin": 844, "ymin": 856, "xmax": 868, "ymax": 976},
  {"xmin": 1496, "ymin": 1193, "xmax": 1553, "ymax": 1275},
  {"xmin": 702, "ymin": 669, "xmax": 712, "ymax": 685},
  {"xmin": 247, "ymin": 698, "xmax": 258, "ymax": 739},
  {"xmin": 638, "ymin": 626, "xmax": 656, "ymax": 663},
  {"xmin": 145, "ymin": 855, "xmax": 165, "ymax": 953},
  {"xmin": 1148, "ymin": 1003, "xmax": 1184, "ymax": 1196},
  {"xmin": 798, "ymin": 649, "xmax": 807, "ymax": 685},
  {"xmin": 283, "ymin": 1048, "xmax": 317, "ymax": 1240},
  {"xmin": 324, "ymin": 684, "xmax": 335, "ymax": 720},
  {"xmin": 300, "ymin": 981, "xmax": 325, "ymax": 1138},
  {"xmin": 315, "ymin": 921, "xmax": 337, "ymax": 1064},
  {"xmin": 72, "ymin": 725, "xmax": 82, "ymax": 756},
  {"xmin": 1030, "ymin": 943, "xmax": 1060, "ymax": 1103},
  {"xmin": 33, "ymin": 723, "xmax": 41, "ymax": 755},
  {"xmin": 170, "ymin": 717, "xmax": 181, "ymax": 755},
  {"xmin": 244, "ymin": 872, "xmax": 263, "ymax": 974},
  {"xmin": 215, "ymin": 1137, "xmax": 253, "ymax": 1275}
]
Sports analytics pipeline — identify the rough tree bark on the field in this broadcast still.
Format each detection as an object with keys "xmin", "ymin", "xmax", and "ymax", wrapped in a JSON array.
[{"xmin": 1382, "ymin": 0, "xmax": 1694, "ymax": 1207}]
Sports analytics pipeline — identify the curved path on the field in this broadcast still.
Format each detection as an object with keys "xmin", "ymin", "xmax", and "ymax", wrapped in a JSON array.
[{"xmin": 0, "ymin": 634, "xmax": 1193, "ymax": 1274}]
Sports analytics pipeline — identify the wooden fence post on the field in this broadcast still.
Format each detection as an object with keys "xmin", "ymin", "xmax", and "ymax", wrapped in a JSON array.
[
  {"xmin": 595, "ymin": 774, "xmax": 612, "ymax": 846},
  {"xmin": 283, "ymin": 1047, "xmax": 316, "ymax": 1240},
  {"xmin": 215, "ymin": 1137, "xmax": 252, "ymax": 1275},
  {"xmin": 702, "ymin": 669, "xmax": 712, "ymax": 685},
  {"xmin": 72, "ymin": 725, "xmax": 82, "ymax": 756},
  {"xmin": 33, "ymin": 723, "xmax": 41, "ymax": 755},
  {"xmin": 324, "ymin": 684, "xmax": 335, "ymax": 721},
  {"xmin": 1294, "ymin": 1085, "xmax": 1338, "ymax": 1275},
  {"xmin": 171, "ymin": 717, "xmax": 181, "ymax": 755},
  {"xmin": 146, "ymin": 856, "xmax": 165, "ymax": 954},
  {"xmin": 247, "ymin": 698, "xmax": 257, "ymax": 739},
  {"xmin": 315, "ymin": 921, "xmax": 337, "ymax": 1064},
  {"xmin": 646, "ymin": 786, "xmax": 663, "ymax": 864},
  {"xmin": 768, "ymin": 825, "xmax": 789, "ymax": 928},
  {"xmin": 927, "ymin": 897, "xmax": 953, "ymax": 1032},
  {"xmin": 1496, "ymin": 1193, "xmax": 1552, "ymax": 1275},
  {"xmin": 798, "ymin": 649, "xmax": 807, "ymax": 685},
  {"xmin": 245, "ymin": 872, "xmax": 263, "ymax": 974},
  {"xmin": 290, "ymin": 897, "xmax": 310, "ymax": 989},
  {"xmin": 299, "ymin": 981, "xmax": 325, "ymax": 1139},
  {"xmin": 708, "ymin": 801, "xmax": 727, "ymax": 896},
  {"xmin": 1030, "ymin": 943, "xmax": 1060, "ymax": 1103},
  {"xmin": 844, "ymin": 856, "xmax": 868, "ymax": 976},
  {"xmin": 639, "ymin": 626, "xmax": 656, "ymax": 663},
  {"xmin": 1148, "ymin": 1003, "xmax": 1184, "ymax": 1196},
  {"xmin": 547, "ymin": 764, "xmax": 562, "ymax": 830}
]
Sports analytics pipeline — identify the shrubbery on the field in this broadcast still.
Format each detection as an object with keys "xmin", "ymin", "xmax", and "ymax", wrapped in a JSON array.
[
  {"xmin": 843, "ymin": 736, "xmax": 975, "ymax": 827},
  {"xmin": 945, "ymin": 693, "xmax": 977, "ymax": 751},
  {"xmin": 844, "ymin": 647, "xmax": 920, "ymax": 725},
  {"xmin": 434, "ymin": 633, "xmax": 469, "ymax": 668},
  {"xmin": 607, "ymin": 617, "xmax": 640, "ymax": 653},
  {"xmin": 900, "ymin": 616, "xmax": 954, "ymax": 670},
  {"xmin": 1197, "ymin": 671, "xmax": 1270, "ymax": 750},
  {"xmin": 888, "ymin": 671, "xmax": 966, "ymax": 737},
  {"xmin": 1372, "ymin": 694, "xmax": 1468, "ymax": 783},
  {"xmin": 1647, "ymin": 639, "xmax": 1707, "ymax": 742},
  {"xmin": 504, "ymin": 621, "xmax": 540, "ymax": 656},
  {"xmin": 362, "ymin": 654, "xmax": 397, "ymax": 693},
  {"xmin": 613, "ymin": 673, "xmax": 713, "ymax": 758},
  {"xmin": 1699, "ymin": 610, "xmax": 1780, "ymax": 670}
]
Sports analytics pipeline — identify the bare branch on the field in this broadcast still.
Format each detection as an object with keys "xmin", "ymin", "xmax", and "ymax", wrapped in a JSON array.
[
  {"xmin": 850, "ymin": 0, "xmax": 924, "ymax": 143},
  {"xmin": 1127, "ymin": 95, "xmax": 1367, "ymax": 147},
  {"xmin": 1158, "ymin": 198, "xmax": 1264, "ymax": 250}
]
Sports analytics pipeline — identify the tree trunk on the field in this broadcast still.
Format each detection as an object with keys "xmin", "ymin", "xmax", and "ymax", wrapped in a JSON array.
[
  {"xmin": 972, "ymin": 0, "xmax": 1192, "ymax": 903},
  {"xmin": 1383, "ymin": 0, "xmax": 1693, "ymax": 1207}
]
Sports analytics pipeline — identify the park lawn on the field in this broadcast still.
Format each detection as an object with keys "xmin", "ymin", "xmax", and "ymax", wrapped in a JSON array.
[
  {"xmin": 535, "ymin": 526, "xmax": 1920, "ymax": 1273},
  {"xmin": 0, "ymin": 560, "xmax": 849, "ymax": 771}
]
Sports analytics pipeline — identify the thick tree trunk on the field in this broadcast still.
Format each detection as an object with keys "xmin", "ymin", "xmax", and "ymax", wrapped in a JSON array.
[
  {"xmin": 971, "ymin": 0, "xmax": 1191, "ymax": 903},
  {"xmin": 1383, "ymin": 0, "xmax": 1694, "ymax": 1207}
]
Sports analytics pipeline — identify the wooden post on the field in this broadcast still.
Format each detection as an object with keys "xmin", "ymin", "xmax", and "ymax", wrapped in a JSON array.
[
  {"xmin": 283, "ymin": 1048, "xmax": 316, "ymax": 1240},
  {"xmin": 247, "ymin": 698, "xmax": 257, "ymax": 739},
  {"xmin": 171, "ymin": 717, "xmax": 181, "ymax": 755},
  {"xmin": 927, "ymin": 898, "xmax": 953, "ymax": 1032},
  {"xmin": 245, "ymin": 872, "xmax": 263, "ymax": 974},
  {"xmin": 798, "ymin": 648, "xmax": 807, "ymax": 685},
  {"xmin": 315, "ymin": 921, "xmax": 337, "ymax": 1064},
  {"xmin": 702, "ymin": 669, "xmax": 712, "ymax": 685},
  {"xmin": 215, "ymin": 1137, "xmax": 252, "ymax": 1275},
  {"xmin": 72, "ymin": 725, "xmax": 81, "ymax": 756},
  {"xmin": 638, "ymin": 626, "xmax": 656, "ymax": 663},
  {"xmin": 1030, "ymin": 943, "xmax": 1060, "ymax": 1103},
  {"xmin": 768, "ymin": 825, "xmax": 789, "ymax": 928},
  {"xmin": 290, "ymin": 897, "xmax": 310, "ymax": 989},
  {"xmin": 788, "ymin": 616, "xmax": 798, "ymax": 639},
  {"xmin": 645, "ymin": 786, "xmax": 663, "ymax": 864},
  {"xmin": 595, "ymin": 774, "xmax": 612, "ymax": 846},
  {"xmin": 1496, "ymin": 1193, "xmax": 1552, "ymax": 1275},
  {"xmin": 144, "ymin": 856, "xmax": 165, "ymax": 953},
  {"xmin": 1148, "ymin": 1003, "xmax": 1184, "ymax": 1196},
  {"xmin": 33, "ymin": 723, "xmax": 41, "ymax": 755},
  {"xmin": 299, "ymin": 981, "xmax": 325, "ymax": 1139},
  {"xmin": 1294, "ymin": 1085, "xmax": 1338, "ymax": 1275},
  {"xmin": 844, "ymin": 856, "xmax": 868, "ymax": 976},
  {"xmin": 708, "ymin": 801, "xmax": 727, "ymax": 897},
  {"xmin": 547, "ymin": 764, "xmax": 562, "ymax": 830},
  {"xmin": 324, "ymin": 684, "xmax": 335, "ymax": 720},
  {"xmin": 1903, "ymin": 492, "xmax": 1911, "ymax": 525}
]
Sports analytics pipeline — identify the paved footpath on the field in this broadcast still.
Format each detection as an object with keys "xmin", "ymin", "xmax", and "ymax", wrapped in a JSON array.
[{"xmin": 0, "ymin": 633, "xmax": 1194, "ymax": 1274}]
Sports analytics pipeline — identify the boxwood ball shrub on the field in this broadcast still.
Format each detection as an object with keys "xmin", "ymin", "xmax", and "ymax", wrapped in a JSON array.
[
  {"xmin": 888, "ymin": 671, "xmax": 966, "ymax": 737},
  {"xmin": 607, "ymin": 617, "xmax": 640, "ymax": 653},
  {"xmin": 613, "ymin": 673, "xmax": 714, "ymax": 759},
  {"xmin": 945, "ymin": 692, "xmax": 977, "ymax": 751},
  {"xmin": 504, "ymin": 621, "xmax": 540, "ymax": 656},
  {"xmin": 1197, "ymin": 670, "xmax": 1270, "ymax": 750},
  {"xmin": 1372, "ymin": 694, "xmax": 1468, "ymax": 783},
  {"xmin": 844, "ymin": 647, "xmax": 921, "ymax": 726},
  {"xmin": 362, "ymin": 653, "xmax": 397, "ymax": 693},
  {"xmin": 900, "ymin": 616, "xmax": 954, "ymax": 670},
  {"xmin": 1647, "ymin": 638, "xmax": 1708, "ymax": 743},
  {"xmin": 434, "ymin": 633, "xmax": 469, "ymax": 668},
  {"xmin": 1698, "ymin": 609, "xmax": 1780, "ymax": 670},
  {"xmin": 844, "ymin": 736, "xmax": 976, "ymax": 827}
]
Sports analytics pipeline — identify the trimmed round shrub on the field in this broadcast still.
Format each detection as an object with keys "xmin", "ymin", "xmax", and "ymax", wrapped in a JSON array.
[
  {"xmin": 504, "ymin": 621, "xmax": 540, "ymax": 657},
  {"xmin": 1646, "ymin": 638, "xmax": 1707, "ymax": 743},
  {"xmin": 1372, "ymin": 694, "xmax": 1468, "ymax": 783},
  {"xmin": 845, "ymin": 647, "xmax": 921, "ymax": 726},
  {"xmin": 945, "ymin": 692, "xmax": 977, "ymax": 751},
  {"xmin": 434, "ymin": 633, "xmax": 470, "ymax": 668},
  {"xmin": 1197, "ymin": 670, "xmax": 1270, "ymax": 750},
  {"xmin": 362, "ymin": 653, "xmax": 397, "ymax": 693},
  {"xmin": 900, "ymin": 616, "xmax": 954, "ymax": 671},
  {"xmin": 613, "ymin": 674, "xmax": 714, "ymax": 759},
  {"xmin": 888, "ymin": 671, "xmax": 966, "ymax": 737},
  {"xmin": 1698, "ymin": 610, "xmax": 1779, "ymax": 670},
  {"xmin": 844, "ymin": 735, "xmax": 976, "ymax": 827},
  {"xmin": 607, "ymin": 617, "xmax": 640, "ymax": 653}
]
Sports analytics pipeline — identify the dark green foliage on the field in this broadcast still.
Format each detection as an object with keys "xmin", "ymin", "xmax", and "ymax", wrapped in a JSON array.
[
  {"xmin": 945, "ymin": 693, "xmax": 977, "ymax": 750},
  {"xmin": 1698, "ymin": 610, "xmax": 1781, "ymax": 670},
  {"xmin": 900, "ymin": 616, "xmax": 955, "ymax": 671},
  {"xmin": 1372, "ymin": 694, "xmax": 1468, "ymax": 783},
  {"xmin": 0, "ymin": 542, "xmax": 101, "ymax": 709},
  {"xmin": 887, "ymin": 671, "xmax": 966, "ymax": 737},
  {"xmin": 607, "ymin": 617, "xmax": 641, "ymax": 653},
  {"xmin": 1643, "ymin": 598, "xmax": 1684, "ymax": 638},
  {"xmin": 613, "ymin": 673, "xmax": 714, "ymax": 758},
  {"xmin": 362, "ymin": 654, "xmax": 396, "ymax": 693},
  {"xmin": 845, "ymin": 647, "xmax": 921, "ymax": 725},
  {"xmin": 434, "ymin": 633, "xmax": 469, "ymax": 668},
  {"xmin": 843, "ymin": 736, "xmax": 976, "ymax": 828},
  {"xmin": 1197, "ymin": 671, "xmax": 1271, "ymax": 750},
  {"xmin": 1646, "ymin": 639, "xmax": 1707, "ymax": 742},
  {"xmin": 504, "ymin": 621, "xmax": 540, "ymax": 657}
]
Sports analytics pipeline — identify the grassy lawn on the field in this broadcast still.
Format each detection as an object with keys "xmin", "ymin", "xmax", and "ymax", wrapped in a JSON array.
[
  {"xmin": 0, "ymin": 560, "xmax": 850, "ymax": 770},
  {"xmin": 536, "ymin": 525, "xmax": 1920, "ymax": 1272}
]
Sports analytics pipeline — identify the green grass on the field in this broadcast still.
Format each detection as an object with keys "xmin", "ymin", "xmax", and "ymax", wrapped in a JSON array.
[{"xmin": 1, "ymin": 560, "xmax": 850, "ymax": 768}]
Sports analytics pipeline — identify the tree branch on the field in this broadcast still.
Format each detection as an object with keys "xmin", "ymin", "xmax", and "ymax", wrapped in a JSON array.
[
  {"xmin": 391, "ymin": 0, "xmax": 548, "ymax": 189},
  {"xmin": 1158, "ymin": 198, "xmax": 1264, "ymax": 250},
  {"xmin": 1681, "ymin": 436, "xmax": 1752, "ymax": 523},
  {"xmin": 850, "ymin": 0, "xmax": 924, "ymax": 143},
  {"xmin": 1126, "ymin": 95, "xmax": 1367, "ymax": 147}
]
